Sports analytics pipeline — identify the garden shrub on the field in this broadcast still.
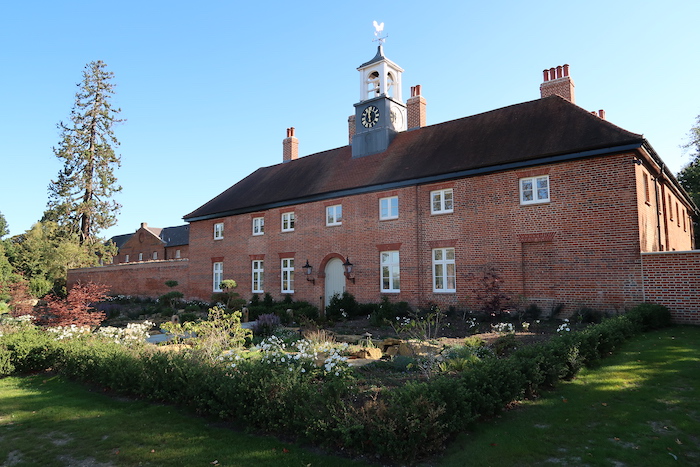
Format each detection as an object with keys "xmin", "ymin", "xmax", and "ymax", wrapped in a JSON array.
[
  {"xmin": 492, "ymin": 333, "xmax": 518, "ymax": 356},
  {"xmin": 576, "ymin": 306, "xmax": 604, "ymax": 324},
  {"xmin": 522, "ymin": 303, "xmax": 543, "ymax": 321},
  {"xmin": 252, "ymin": 313, "xmax": 281, "ymax": 337},
  {"xmin": 325, "ymin": 292, "xmax": 360, "ymax": 320},
  {"xmin": 291, "ymin": 302, "xmax": 319, "ymax": 322},
  {"xmin": 0, "ymin": 344, "xmax": 14, "ymax": 376},
  {"xmin": 511, "ymin": 343, "xmax": 565, "ymax": 397},
  {"xmin": 367, "ymin": 296, "xmax": 411, "ymax": 326},
  {"xmin": 1, "ymin": 325, "xmax": 58, "ymax": 373},
  {"xmin": 0, "ymin": 300, "xmax": 676, "ymax": 464},
  {"xmin": 158, "ymin": 290, "xmax": 184, "ymax": 309},
  {"xmin": 627, "ymin": 302, "xmax": 672, "ymax": 330}
]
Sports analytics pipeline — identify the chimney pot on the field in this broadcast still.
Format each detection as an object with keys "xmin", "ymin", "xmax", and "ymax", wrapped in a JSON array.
[
  {"xmin": 599, "ymin": 109, "xmax": 606, "ymax": 119},
  {"xmin": 141, "ymin": 222, "xmax": 147, "ymax": 229},
  {"xmin": 283, "ymin": 128, "xmax": 299, "ymax": 162},
  {"xmin": 407, "ymin": 84, "xmax": 426, "ymax": 130},
  {"xmin": 540, "ymin": 64, "xmax": 575, "ymax": 103}
]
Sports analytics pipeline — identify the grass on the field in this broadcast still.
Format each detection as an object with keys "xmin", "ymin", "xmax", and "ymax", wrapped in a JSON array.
[
  {"xmin": 0, "ymin": 375, "xmax": 372, "ymax": 467},
  {"xmin": 435, "ymin": 326, "xmax": 700, "ymax": 466},
  {"xmin": 1, "ymin": 326, "xmax": 699, "ymax": 466}
]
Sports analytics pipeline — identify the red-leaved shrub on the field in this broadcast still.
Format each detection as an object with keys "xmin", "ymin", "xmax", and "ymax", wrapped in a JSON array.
[{"xmin": 41, "ymin": 281, "xmax": 109, "ymax": 327}]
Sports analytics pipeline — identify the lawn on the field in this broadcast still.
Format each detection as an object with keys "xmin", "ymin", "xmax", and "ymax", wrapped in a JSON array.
[
  {"xmin": 0, "ymin": 375, "xmax": 372, "ymax": 467},
  {"xmin": 1, "ymin": 326, "xmax": 698, "ymax": 466},
  {"xmin": 436, "ymin": 326, "xmax": 700, "ymax": 466}
]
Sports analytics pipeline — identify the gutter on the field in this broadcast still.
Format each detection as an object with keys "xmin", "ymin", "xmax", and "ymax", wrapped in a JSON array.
[{"xmin": 184, "ymin": 142, "xmax": 644, "ymax": 223}]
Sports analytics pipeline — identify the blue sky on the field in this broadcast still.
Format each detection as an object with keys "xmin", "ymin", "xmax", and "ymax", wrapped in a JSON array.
[{"xmin": 1, "ymin": 0, "xmax": 699, "ymax": 239}]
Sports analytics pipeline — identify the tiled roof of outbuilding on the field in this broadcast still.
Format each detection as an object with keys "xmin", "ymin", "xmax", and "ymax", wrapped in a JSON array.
[
  {"xmin": 160, "ymin": 225, "xmax": 189, "ymax": 247},
  {"xmin": 108, "ymin": 233, "xmax": 132, "ymax": 249},
  {"xmin": 184, "ymin": 96, "xmax": 644, "ymax": 222}
]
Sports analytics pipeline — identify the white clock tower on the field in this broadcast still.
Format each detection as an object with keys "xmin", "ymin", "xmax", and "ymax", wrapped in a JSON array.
[{"xmin": 352, "ymin": 41, "xmax": 407, "ymax": 158}]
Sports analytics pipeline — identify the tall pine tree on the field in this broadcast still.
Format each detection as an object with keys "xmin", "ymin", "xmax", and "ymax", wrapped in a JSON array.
[{"xmin": 47, "ymin": 60, "xmax": 123, "ymax": 244}]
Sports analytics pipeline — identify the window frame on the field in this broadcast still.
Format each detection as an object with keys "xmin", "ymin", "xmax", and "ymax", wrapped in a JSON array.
[
  {"xmin": 124, "ymin": 254, "xmax": 129, "ymax": 263},
  {"xmin": 326, "ymin": 205, "xmax": 342, "ymax": 226},
  {"xmin": 519, "ymin": 175, "xmax": 550, "ymax": 205},
  {"xmin": 214, "ymin": 222, "xmax": 224, "ymax": 240},
  {"xmin": 281, "ymin": 258, "xmax": 294, "ymax": 293},
  {"xmin": 643, "ymin": 173, "xmax": 651, "ymax": 204},
  {"xmin": 432, "ymin": 247, "xmax": 456, "ymax": 293},
  {"xmin": 281, "ymin": 212, "xmax": 295, "ymax": 232},
  {"xmin": 175, "ymin": 249, "xmax": 181, "ymax": 259},
  {"xmin": 430, "ymin": 188, "xmax": 454, "ymax": 214},
  {"xmin": 138, "ymin": 252, "xmax": 143, "ymax": 261},
  {"xmin": 152, "ymin": 251, "xmax": 158, "ymax": 260},
  {"xmin": 213, "ymin": 262, "xmax": 223, "ymax": 292},
  {"xmin": 380, "ymin": 250, "xmax": 401, "ymax": 293},
  {"xmin": 252, "ymin": 217, "xmax": 265, "ymax": 236},
  {"xmin": 252, "ymin": 260, "xmax": 264, "ymax": 293},
  {"xmin": 379, "ymin": 196, "xmax": 399, "ymax": 220},
  {"xmin": 683, "ymin": 209, "xmax": 687, "ymax": 232}
]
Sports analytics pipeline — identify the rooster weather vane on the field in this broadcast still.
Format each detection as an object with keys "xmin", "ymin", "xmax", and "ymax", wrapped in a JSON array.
[{"xmin": 372, "ymin": 20, "xmax": 387, "ymax": 45}]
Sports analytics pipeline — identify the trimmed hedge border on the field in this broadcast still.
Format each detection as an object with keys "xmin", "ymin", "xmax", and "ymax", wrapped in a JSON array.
[{"xmin": 0, "ymin": 303, "xmax": 673, "ymax": 463}]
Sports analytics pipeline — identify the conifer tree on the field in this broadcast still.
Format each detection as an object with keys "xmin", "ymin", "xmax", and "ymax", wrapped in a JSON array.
[{"xmin": 47, "ymin": 60, "xmax": 123, "ymax": 244}]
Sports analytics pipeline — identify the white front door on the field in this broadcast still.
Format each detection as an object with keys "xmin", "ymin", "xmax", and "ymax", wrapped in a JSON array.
[{"xmin": 324, "ymin": 257, "xmax": 346, "ymax": 308}]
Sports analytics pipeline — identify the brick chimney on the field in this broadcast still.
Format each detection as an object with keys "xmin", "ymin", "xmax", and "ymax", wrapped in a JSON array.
[
  {"xmin": 407, "ymin": 85, "xmax": 426, "ymax": 129},
  {"xmin": 540, "ymin": 64, "xmax": 575, "ymax": 103},
  {"xmin": 283, "ymin": 127, "xmax": 298, "ymax": 162},
  {"xmin": 347, "ymin": 115, "xmax": 356, "ymax": 144}
]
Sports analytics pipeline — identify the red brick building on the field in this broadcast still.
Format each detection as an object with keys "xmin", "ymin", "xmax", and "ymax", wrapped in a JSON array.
[
  {"xmin": 70, "ymin": 49, "xmax": 697, "ymax": 319},
  {"xmin": 180, "ymin": 51, "xmax": 696, "ymax": 315},
  {"xmin": 110, "ymin": 223, "xmax": 189, "ymax": 264}
]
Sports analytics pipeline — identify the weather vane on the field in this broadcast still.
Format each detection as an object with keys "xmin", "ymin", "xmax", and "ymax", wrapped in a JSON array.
[{"xmin": 372, "ymin": 20, "xmax": 387, "ymax": 45}]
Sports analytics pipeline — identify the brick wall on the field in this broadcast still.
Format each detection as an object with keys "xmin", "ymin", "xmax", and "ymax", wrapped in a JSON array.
[
  {"xmin": 67, "ymin": 260, "xmax": 189, "ymax": 298},
  {"xmin": 185, "ymin": 153, "xmax": 652, "ymax": 316},
  {"xmin": 636, "ymin": 164, "xmax": 694, "ymax": 253},
  {"xmin": 641, "ymin": 251, "xmax": 700, "ymax": 325}
]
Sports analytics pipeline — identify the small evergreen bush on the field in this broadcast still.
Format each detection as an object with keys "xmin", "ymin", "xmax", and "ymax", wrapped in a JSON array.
[{"xmin": 325, "ymin": 292, "xmax": 360, "ymax": 320}]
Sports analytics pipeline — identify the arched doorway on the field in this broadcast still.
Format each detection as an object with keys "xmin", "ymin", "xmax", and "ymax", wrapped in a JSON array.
[{"xmin": 324, "ymin": 257, "xmax": 346, "ymax": 308}]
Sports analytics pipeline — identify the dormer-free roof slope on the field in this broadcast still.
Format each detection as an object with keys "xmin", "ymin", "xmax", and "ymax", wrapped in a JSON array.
[{"xmin": 184, "ymin": 96, "xmax": 644, "ymax": 222}]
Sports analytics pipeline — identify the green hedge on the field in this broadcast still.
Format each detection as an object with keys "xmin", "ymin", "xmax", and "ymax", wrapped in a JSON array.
[{"xmin": 0, "ymin": 303, "xmax": 673, "ymax": 463}]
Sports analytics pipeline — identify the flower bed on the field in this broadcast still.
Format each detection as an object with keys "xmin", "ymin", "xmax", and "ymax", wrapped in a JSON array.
[{"xmin": 0, "ymin": 303, "xmax": 672, "ymax": 463}]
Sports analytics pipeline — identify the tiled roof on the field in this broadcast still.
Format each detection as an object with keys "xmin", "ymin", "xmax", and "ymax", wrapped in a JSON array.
[
  {"xmin": 108, "ymin": 233, "xmax": 132, "ymax": 249},
  {"xmin": 160, "ymin": 225, "xmax": 189, "ymax": 247},
  {"xmin": 109, "ymin": 224, "xmax": 189, "ymax": 248},
  {"xmin": 184, "ymin": 96, "xmax": 644, "ymax": 221}
]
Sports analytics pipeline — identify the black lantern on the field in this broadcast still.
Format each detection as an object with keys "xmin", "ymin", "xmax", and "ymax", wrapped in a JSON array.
[
  {"xmin": 343, "ymin": 257, "xmax": 355, "ymax": 283},
  {"xmin": 303, "ymin": 259, "xmax": 315, "ymax": 284}
]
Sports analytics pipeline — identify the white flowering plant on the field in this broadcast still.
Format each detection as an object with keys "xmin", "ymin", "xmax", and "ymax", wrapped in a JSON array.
[
  {"xmin": 491, "ymin": 322, "xmax": 515, "ymax": 335},
  {"xmin": 45, "ymin": 320, "xmax": 154, "ymax": 345},
  {"xmin": 239, "ymin": 335, "xmax": 352, "ymax": 380},
  {"xmin": 557, "ymin": 319, "xmax": 571, "ymax": 333}
]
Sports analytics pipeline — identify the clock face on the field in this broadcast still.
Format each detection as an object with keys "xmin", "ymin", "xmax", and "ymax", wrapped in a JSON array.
[{"xmin": 361, "ymin": 105, "xmax": 380, "ymax": 128}]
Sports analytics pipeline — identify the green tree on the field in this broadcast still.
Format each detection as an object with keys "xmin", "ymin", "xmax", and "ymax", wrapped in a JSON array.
[
  {"xmin": 0, "ymin": 211, "xmax": 8, "ymax": 239},
  {"xmin": 677, "ymin": 114, "xmax": 700, "ymax": 246},
  {"xmin": 5, "ymin": 221, "xmax": 115, "ymax": 297},
  {"xmin": 0, "ymin": 212, "xmax": 15, "ymax": 301},
  {"xmin": 47, "ymin": 60, "xmax": 123, "ymax": 244}
]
